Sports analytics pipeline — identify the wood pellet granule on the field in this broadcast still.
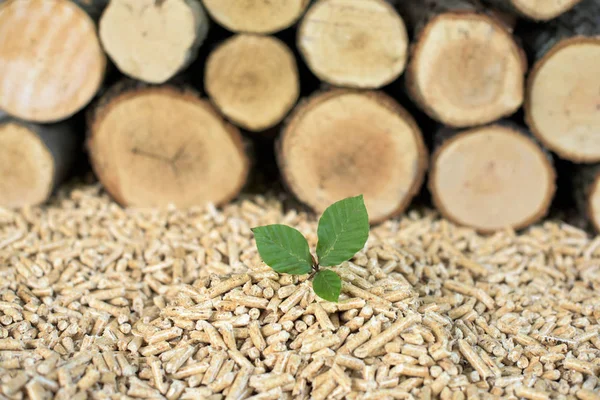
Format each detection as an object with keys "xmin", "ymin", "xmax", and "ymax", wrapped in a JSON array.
[{"xmin": 0, "ymin": 184, "xmax": 599, "ymax": 399}]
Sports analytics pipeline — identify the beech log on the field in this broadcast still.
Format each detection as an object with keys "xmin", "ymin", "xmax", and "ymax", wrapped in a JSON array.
[
  {"xmin": 204, "ymin": 34, "xmax": 300, "ymax": 132},
  {"xmin": 202, "ymin": 0, "xmax": 309, "ymax": 34},
  {"xmin": 0, "ymin": 0, "xmax": 106, "ymax": 122},
  {"xmin": 297, "ymin": 0, "xmax": 409, "ymax": 89},
  {"xmin": 523, "ymin": 0, "xmax": 600, "ymax": 163},
  {"xmin": 87, "ymin": 82, "xmax": 250, "ymax": 208},
  {"xmin": 277, "ymin": 89, "xmax": 428, "ymax": 224},
  {"xmin": 99, "ymin": 0, "xmax": 209, "ymax": 84},
  {"xmin": 428, "ymin": 121, "xmax": 556, "ymax": 232},
  {"xmin": 399, "ymin": 0, "xmax": 526, "ymax": 127},
  {"xmin": 0, "ymin": 118, "xmax": 77, "ymax": 207}
]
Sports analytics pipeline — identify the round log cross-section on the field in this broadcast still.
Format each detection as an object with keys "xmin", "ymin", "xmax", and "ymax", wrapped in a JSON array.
[
  {"xmin": 0, "ymin": 0, "xmax": 106, "ymax": 122},
  {"xmin": 406, "ymin": 12, "xmax": 525, "ymax": 127},
  {"xmin": 204, "ymin": 34, "xmax": 300, "ymax": 132},
  {"xmin": 277, "ymin": 90, "xmax": 428, "ymax": 224},
  {"xmin": 298, "ymin": 0, "xmax": 409, "ymax": 89},
  {"xmin": 88, "ymin": 84, "xmax": 250, "ymax": 208},
  {"xmin": 429, "ymin": 123, "xmax": 556, "ymax": 232},
  {"xmin": 526, "ymin": 38, "xmax": 600, "ymax": 163}
]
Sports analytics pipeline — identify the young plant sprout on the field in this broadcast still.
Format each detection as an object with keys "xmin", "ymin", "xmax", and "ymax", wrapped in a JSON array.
[{"xmin": 251, "ymin": 195, "xmax": 369, "ymax": 302}]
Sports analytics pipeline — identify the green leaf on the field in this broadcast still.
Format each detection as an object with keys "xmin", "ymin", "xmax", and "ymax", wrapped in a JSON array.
[
  {"xmin": 251, "ymin": 224, "xmax": 313, "ymax": 275},
  {"xmin": 312, "ymin": 269, "xmax": 342, "ymax": 302},
  {"xmin": 316, "ymin": 195, "xmax": 369, "ymax": 266}
]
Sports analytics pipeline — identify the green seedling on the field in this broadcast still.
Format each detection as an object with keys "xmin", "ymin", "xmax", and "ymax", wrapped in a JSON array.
[{"xmin": 251, "ymin": 195, "xmax": 369, "ymax": 302}]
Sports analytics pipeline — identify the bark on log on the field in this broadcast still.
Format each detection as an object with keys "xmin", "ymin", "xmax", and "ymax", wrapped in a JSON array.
[
  {"xmin": 99, "ymin": 0, "xmax": 209, "ymax": 84},
  {"xmin": 428, "ymin": 121, "xmax": 556, "ymax": 232},
  {"xmin": 87, "ymin": 81, "xmax": 250, "ymax": 208},
  {"xmin": 0, "ymin": 0, "xmax": 106, "ymax": 123},
  {"xmin": 202, "ymin": 0, "xmax": 309, "ymax": 34},
  {"xmin": 399, "ymin": 0, "xmax": 526, "ymax": 127},
  {"xmin": 574, "ymin": 164, "xmax": 600, "ymax": 232},
  {"xmin": 204, "ymin": 34, "xmax": 300, "ymax": 132},
  {"xmin": 523, "ymin": 0, "xmax": 600, "ymax": 163},
  {"xmin": 0, "ymin": 118, "xmax": 77, "ymax": 208},
  {"xmin": 277, "ymin": 89, "xmax": 428, "ymax": 224},
  {"xmin": 72, "ymin": 0, "xmax": 109, "ymax": 20},
  {"xmin": 297, "ymin": 0, "xmax": 409, "ymax": 89},
  {"xmin": 482, "ymin": 0, "xmax": 582, "ymax": 21}
]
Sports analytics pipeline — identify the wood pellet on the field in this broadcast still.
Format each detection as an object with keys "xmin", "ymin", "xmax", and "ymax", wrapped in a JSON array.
[{"xmin": 0, "ymin": 184, "xmax": 599, "ymax": 398}]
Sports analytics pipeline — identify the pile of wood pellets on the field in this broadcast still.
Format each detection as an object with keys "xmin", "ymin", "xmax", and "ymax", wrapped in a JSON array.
[{"xmin": 0, "ymin": 184, "xmax": 599, "ymax": 400}]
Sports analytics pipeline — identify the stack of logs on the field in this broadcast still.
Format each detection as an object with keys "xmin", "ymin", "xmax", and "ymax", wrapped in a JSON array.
[{"xmin": 0, "ymin": 0, "xmax": 598, "ymax": 233}]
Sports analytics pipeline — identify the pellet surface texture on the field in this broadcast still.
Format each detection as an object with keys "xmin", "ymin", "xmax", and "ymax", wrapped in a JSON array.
[{"xmin": 0, "ymin": 184, "xmax": 599, "ymax": 399}]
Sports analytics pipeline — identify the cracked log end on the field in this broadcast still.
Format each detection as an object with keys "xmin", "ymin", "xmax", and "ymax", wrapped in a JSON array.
[
  {"xmin": 406, "ymin": 12, "xmax": 525, "ymax": 127},
  {"xmin": 277, "ymin": 90, "xmax": 428, "ymax": 224},
  {"xmin": 205, "ymin": 34, "xmax": 299, "ymax": 132},
  {"xmin": 0, "ymin": 0, "xmax": 105, "ymax": 122},
  {"xmin": 525, "ymin": 37, "xmax": 600, "ymax": 163},
  {"xmin": 87, "ymin": 84, "xmax": 250, "ymax": 208},
  {"xmin": 429, "ymin": 124, "xmax": 556, "ymax": 232},
  {"xmin": 99, "ymin": 0, "xmax": 209, "ymax": 84},
  {"xmin": 0, "ymin": 121, "xmax": 76, "ymax": 208},
  {"xmin": 202, "ymin": 0, "xmax": 309, "ymax": 34},
  {"xmin": 298, "ymin": 0, "xmax": 409, "ymax": 89},
  {"xmin": 511, "ymin": 0, "xmax": 582, "ymax": 20}
]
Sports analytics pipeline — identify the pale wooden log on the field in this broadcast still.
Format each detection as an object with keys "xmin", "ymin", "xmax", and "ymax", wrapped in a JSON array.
[
  {"xmin": 398, "ymin": 0, "xmax": 526, "ymax": 128},
  {"xmin": 202, "ymin": 0, "xmax": 309, "ymax": 34},
  {"xmin": 297, "ymin": 0, "xmax": 409, "ymax": 89},
  {"xmin": 523, "ymin": 0, "xmax": 600, "ymax": 163},
  {"xmin": 428, "ymin": 121, "xmax": 556, "ymax": 232},
  {"xmin": 277, "ymin": 89, "xmax": 428, "ymax": 224},
  {"xmin": 574, "ymin": 164, "xmax": 600, "ymax": 232},
  {"xmin": 482, "ymin": 0, "xmax": 582, "ymax": 20},
  {"xmin": 87, "ymin": 81, "xmax": 250, "ymax": 208},
  {"xmin": 0, "ymin": 117, "xmax": 77, "ymax": 208},
  {"xmin": 99, "ymin": 0, "xmax": 209, "ymax": 84},
  {"xmin": 0, "ymin": 0, "xmax": 106, "ymax": 123},
  {"xmin": 204, "ymin": 34, "xmax": 300, "ymax": 132}
]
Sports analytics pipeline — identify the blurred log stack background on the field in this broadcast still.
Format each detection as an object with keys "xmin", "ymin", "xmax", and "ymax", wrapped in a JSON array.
[{"xmin": 0, "ymin": 0, "xmax": 598, "ymax": 233}]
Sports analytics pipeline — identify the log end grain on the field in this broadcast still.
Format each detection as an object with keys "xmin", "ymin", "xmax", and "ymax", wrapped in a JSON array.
[
  {"xmin": 0, "ymin": 0, "xmax": 106, "ymax": 123},
  {"xmin": 429, "ymin": 124, "xmax": 556, "ymax": 232},
  {"xmin": 0, "ymin": 123, "xmax": 55, "ymax": 208},
  {"xmin": 202, "ymin": 0, "xmax": 309, "ymax": 34},
  {"xmin": 406, "ymin": 12, "xmax": 525, "ymax": 127},
  {"xmin": 277, "ymin": 90, "xmax": 428, "ymax": 224},
  {"xmin": 205, "ymin": 34, "xmax": 299, "ymax": 132},
  {"xmin": 87, "ymin": 84, "xmax": 250, "ymax": 208},
  {"xmin": 99, "ymin": 0, "xmax": 209, "ymax": 84},
  {"xmin": 511, "ymin": 0, "xmax": 582, "ymax": 20},
  {"xmin": 298, "ymin": 0, "xmax": 409, "ymax": 89},
  {"xmin": 525, "ymin": 37, "xmax": 600, "ymax": 163}
]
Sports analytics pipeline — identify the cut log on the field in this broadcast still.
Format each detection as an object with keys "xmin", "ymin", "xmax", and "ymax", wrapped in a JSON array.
[
  {"xmin": 482, "ymin": 0, "xmax": 582, "ymax": 20},
  {"xmin": 87, "ymin": 82, "xmax": 250, "ymax": 208},
  {"xmin": 99, "ymin": 0, "xmax": 209, "ymax": 84},
  {"xmin": 523, "ymin": 0, "xmax": 600, "ymax": 163},
  {"xmin": 574, "ymin": 165, "xmax": 600, "ymax": 232},
  {"xmin": 297, "ymin": 0, "xmax": 409, "ymax": 89},
  {"xmin": 277, "ymin": 89, "xmax": 428, "ymax": 224},
  {"xmin": 0, "ymin": 118, "xmax": 77, "ymax": 208},
  {"xmin": 399, "ymin": 0, "xmax": 526, "ymax": 127},
  {"xmin": 202, "ymin": 0, "xmax": 309, "ymax": 34},
  {"xmin": 204, "ymin": 34, "xmax": 300, "ymax": 132},
  {"xmin": 428, "ymin": 122, "xmax": 556, "ymax": 232},
  {"xmin": 0, "ymin": 0, "xmax": 106, "ymax": 123}
]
